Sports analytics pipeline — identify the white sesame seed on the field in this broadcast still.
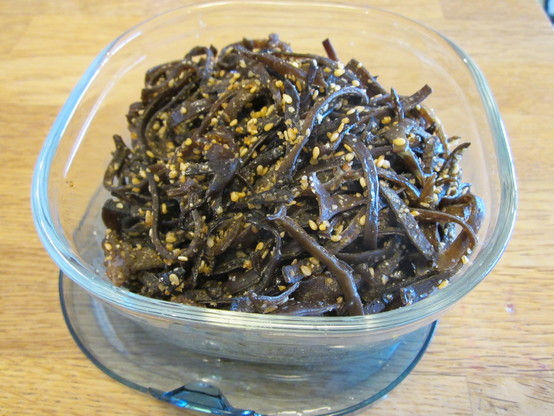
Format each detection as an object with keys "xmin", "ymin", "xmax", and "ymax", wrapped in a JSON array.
[
  {"xmin": 393, "ymin": 137, "xmax": 406, "ymax": 147},
  {"xmin": 437, "ymin": 280, "xmax": 449, "ymax": 289},
  {"xmin": 300, "ymin": 265, "xmax": 312, "ymax": 276},
  {"xmin": 169, "ymin": 273, "xmax": 179, "ymax": 286},
  {"xmin": 312, "ymin": 146, "xmax": 320, "ymax": 159}
]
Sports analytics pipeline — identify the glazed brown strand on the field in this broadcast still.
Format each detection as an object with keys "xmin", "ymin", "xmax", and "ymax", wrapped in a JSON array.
[{"xmin": 101, "ymin": 34, "xmax": 484, "ymax": 316}]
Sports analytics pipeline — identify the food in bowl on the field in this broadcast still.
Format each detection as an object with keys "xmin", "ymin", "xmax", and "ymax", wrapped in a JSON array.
[{"xmin": 101, "ymin": 34, "xmax": 484, "ymax": 317}]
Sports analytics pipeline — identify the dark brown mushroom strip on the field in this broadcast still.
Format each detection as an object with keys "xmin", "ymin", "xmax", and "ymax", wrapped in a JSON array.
[
  {"xmin": 344, "ymin": 136, "xmax": 380, "ymax": 249},
  {"xmin": 101, "ymin": 34, "xmax": 483, "ymax": 316},
  {"xmin": 322, "ymin": 38, "xmax": 339, "ymax": 61},
  {"xmin": 268, "ymin": 206, "xmax": 364, "ymax": 316},
  {"xmin": 103, "ymin": 135, "xmax": 130, "ymax": 190},
  {"xmin": 380, "ymin": 183, "xmax": 437, "ymax": 263},
  {"xmin": 145, "ymin": 171, "xmax": 176, "ymax": 261}
]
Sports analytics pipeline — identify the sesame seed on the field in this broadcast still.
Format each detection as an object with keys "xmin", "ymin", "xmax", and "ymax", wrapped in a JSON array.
[
  {"xmin": 346, "ymin": 108, "xmax": 356, "ymax": 115},
  {"xmin": 243, "ymin": 259, "xmax": 253, "ymax": 269},
  {"xmin": 275, "ymin": 80, "xmax": 284, "ymax": 88},
  {"xmin": 312, "ymin": 146, "xmax": 320, "ymax": 159},
  {"xmin": 229, "ymin": 119, "xmax": 238, "ymax": 127},
  {"xmin": 165, "ymin": 232, "xmax": 177, "ymax": 243},
  {"xmin": 288, "ymin": 106, "xmax": 295, "ymax": 113},
  {"xmin": 103, "ymin": 242, "xmax": 112, "ymax": 251},
  {"xmin": 330, "ymin": 234, "xmax": 342, "ymax": 242},
  {"xmin": 381, "ymin": 116, "xmax": 392, "ymax": 125},
  {"xmin": 206, "ymin": 237, "xmax": 215, "ymax": 248},
  {"xmin": 351, "ymin": 80, "xmax": 360, "ymax": 87},
  {"xmin": 393, "ymin": 137, "xmax": 406, "ymax": 147},
  {"xmin": 345, "ymin": 152, "xmax": 355, "ymax": 162},
  {"xmin": 300, "ymin": 265, "xmax": 312, "ymax": 276},
  {"xmin": 178, "ymin": 256, "xmax": 189, "ymax": 262},
  {"xmin": 264, "ymin": 123, "xmax": 274, "ymax": 131},
  {"xmin": 437, "ymin": 280, "xmax": 449, "ymax": 289},
  {"xmin": 303, "ymin": 259, "xmax": 317, "ymax": 268},
  {"xmin": 169, "ymin": 273, "xmax": 179, "ymax": 286},
  {"xmin": 146, "ymin": 150, "xmax": 155, "ymax": 158},
  {"xmin": 255, "ymin": 242, "xmax": 265, "ymax": 251},
  {"xmin": 359, "ymin": 177, "xmax": 367, "ymax": 188},
  {"xmin": 282, "ymin": 94, "xmax": 293, "ymax": 104},
  {"xmin": 461, "ymin": 255, "xmax": 469, "ymax": 264},
  {"xmin": 333, "ymin": 68, "xmax": 345, "ymax": 77},
  {"xmin": 144, "ymin": 210, "xmax": 152, "ymax": 225},
  {"xmin": 330, "ymin": 132, "xmax": 340, "ymax": 142},
  {"xmin": 359, "ymin": 215, "xmax": 367, "ymax": 226},
  {"xmin": 308, "ymin": 219, "xmax": 318, "ymax": 231},
  {"xmin": 184, "ymin": 138, "xmax": 193, "ymax": 146},
  {"xmin": 451, "ymin": 164, "xmax": 460, "ymax": 175}
]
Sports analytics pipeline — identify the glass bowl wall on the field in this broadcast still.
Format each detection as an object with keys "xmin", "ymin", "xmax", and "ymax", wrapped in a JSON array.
[{"xmin": 32, "ymin": 1, "xmax": 516, "ymax": 368}]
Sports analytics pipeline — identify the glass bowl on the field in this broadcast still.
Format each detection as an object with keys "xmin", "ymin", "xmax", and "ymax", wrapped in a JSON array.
[{"xmin": 32, "ymin": 1, "xmax": 517, "ymax": 415}]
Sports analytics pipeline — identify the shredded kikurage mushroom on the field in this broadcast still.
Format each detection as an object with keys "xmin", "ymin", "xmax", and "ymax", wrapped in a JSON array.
[{"xmin": 101, "ymin": 34, "xmax": 484, "ymax": 316}]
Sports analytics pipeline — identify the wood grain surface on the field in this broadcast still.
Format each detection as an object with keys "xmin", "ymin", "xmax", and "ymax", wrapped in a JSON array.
[{"xmin": 1, "ymin": 0, "xmax": 553, "ymax": 415}]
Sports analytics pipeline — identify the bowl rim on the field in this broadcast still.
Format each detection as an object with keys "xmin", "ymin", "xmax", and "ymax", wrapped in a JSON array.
[{"xmin": 31, "ymin": 0, "xmax": 517, "ymax": 333}]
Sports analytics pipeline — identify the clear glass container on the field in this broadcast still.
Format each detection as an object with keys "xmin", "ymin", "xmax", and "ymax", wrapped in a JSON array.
[{"xmin": 32, "ymin": 2, "xmax": 517, "ymax": 415}]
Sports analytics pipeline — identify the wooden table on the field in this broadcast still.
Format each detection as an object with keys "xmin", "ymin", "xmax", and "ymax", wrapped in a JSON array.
[{"xmin": 1, "ymin": 0, "xmax": 553, "ymax": 415}]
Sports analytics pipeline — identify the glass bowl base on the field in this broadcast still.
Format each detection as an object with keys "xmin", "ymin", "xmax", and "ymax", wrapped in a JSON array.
[{"xmin": 59, "ymin": 272, "xmax": 437, "ymax": 416}]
